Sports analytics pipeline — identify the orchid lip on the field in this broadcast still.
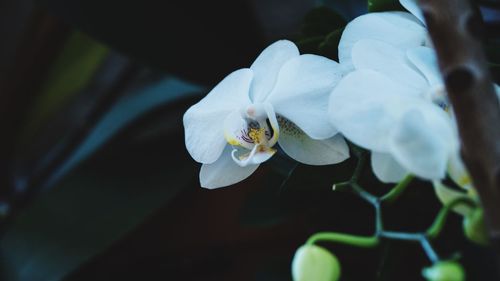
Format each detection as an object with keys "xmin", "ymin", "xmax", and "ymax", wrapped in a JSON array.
[{"xmin": 223, "ymin": 102, "xmax": 280, "ymax": 166}]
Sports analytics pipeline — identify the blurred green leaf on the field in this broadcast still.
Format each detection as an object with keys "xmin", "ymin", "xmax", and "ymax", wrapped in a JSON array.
[
  {"xmin": 46, "ymin": 75, "xmax": 202, "ymax": 186},
  {"xmin": 483, "ymin": 39, "xmax": 500, "ymax": 81},
  {"xmin": 36, "ymin": 0, "xmax": 265, "ymax": 85},
  {"xmin": 485, "ymin": 40, "xmax": 500, "ymax": 63},
  {"xmin": 367, "ymin": 0, "xmax": 403, "ymax": 12},
  {"xmin": 1, "ymin": 121, "xmax": 197, "ymax": 281},
  {"xmin": 300, "ymin": 7, "xmax": 347, "ymax": 38},
  {"xmin": 296, "ymin": 36, "xmax": 325, "ymax": 54},
  {"xmin": 318, "ymin": 28, "xmax": 345, "ymax": 61},
  {"xmin": 22, "ymin": 31, "xmax": 109, "ymax": 140},
  {"xmin": 296, "ymin": 7, "xmax": 347, "ymax": 61},
  {"xmin": 240, "ymin": 154, "xmax": 358, "ymax": 227},
  {"xmin": 319, "ymin": 0, "xmax": 368, "ymax": 20}
]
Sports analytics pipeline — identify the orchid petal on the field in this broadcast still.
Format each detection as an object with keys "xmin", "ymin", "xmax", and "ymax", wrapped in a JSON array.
[
  {"xmin": 231, "ymin": 145, "xmax": 276, "ymax": 167},
  {"xmin": 250, "ymin": 40, "xmax": 299, "ymax": 102},
  {"xmin": 448, "ymin": 152, "xmax": 473, "ymax": 190},
  {"xmin": 184, "ymin": 69, "xmax": 253, "ymax": 163},
  {"xmin": 400, "ymin": 0, "xmax": 426, "ymax": 25},
  {"xmin": 261, "ymin": 103, "xmax": 280, "ymax": 147},
  {"xmin": 329, "ymin": 70, "xmax": 420, "ymax": 152},
  {"xmin": 371, "ymin": 152, "xmax": 408, "ymax": 183},
  {"xmin": 200, "ymin": 146, "xmax": 259, "ymax": 189},
  {"xmin": 352, "ymin": 39, "xmax": 428, "ymax": 91},
  {"xmin": 268, "ymin": 54, "xmax": 342, "ymax": 139},
  {"xmin": 278, "ymin": 118, "xmax": 349, "ymax": 165},
  {"xmin": 223, "ymin": 109, "xmax": 254, "ymax": 149},
  {"xmin": 433, "ymin": 181, "xmax": 473, "ymax": 216},
  {"xmin": 339, "ymin": 12, "xmax": 427, "ymax": 71},
  {"xmin": 389, "ymin": 110, "xmax": 453, "ymax": 180},
  {"xmin": 407, "ymin": 46, "xmax": 443, "ymax": 87}
]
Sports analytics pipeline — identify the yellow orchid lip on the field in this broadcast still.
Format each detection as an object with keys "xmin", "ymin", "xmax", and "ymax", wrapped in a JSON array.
[{"xmin": 223, "ymin": 103, "xmax": 280, "ymax": 167}]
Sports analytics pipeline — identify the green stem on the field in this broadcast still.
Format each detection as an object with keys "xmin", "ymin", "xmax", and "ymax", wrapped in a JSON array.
[
  {"xmin": 379, "ymin": 231, "xmax": 423, "ymax": 241},
  {"xmin": 307, "ymin": 232, "xmax": 380, "ymax": 248},
  {"xmin": 420, "ymin": 237, "xmax": 440, "ymax": 263},
  {"xmin": 351, "ymin": 149, "xmax": 366, "ymax": 182},
  {"xmin": 351, "ymin": 183, "xmax": 378, "ymax": 205},
  {"xmin": 380, "ymin": 175, "xmax": 414, "ymax": 203},
  {"xmin": 375, "ymin": 202, "xmax": 383, "ymax": 234},
  {"xmin": 426, "ymin": 197, "xmax": 477, "ymax": 239}
]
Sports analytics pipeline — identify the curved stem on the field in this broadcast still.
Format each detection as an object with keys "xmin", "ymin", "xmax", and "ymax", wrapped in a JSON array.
[
  {"xmin": 380, "ymin": 231, "xmax": 423, "ymax": 241},
  {"xmin": 351, "ymin": 149, "xmax": 366, "ymax": 182},
  {"xmin": 426, "ymin": 197, "xmax": 478, "ymax": 239},
  {"xmin": 375, "ymin": 202, "xmax": 383, "ymax": 234},
  {"xmin": 420, "ymin": 237, "xmax": 440, "ymax": 263},
  {"xmin": 380, "ymin": 175, "xmax": 414, "ymax": 204},
  {"xmin": 306, "ymin": 232, "xmax": 380, "ymax": 248},
  {"xmin": 351, "ymin": 183, "xmax": 378, "ymax": 205}
]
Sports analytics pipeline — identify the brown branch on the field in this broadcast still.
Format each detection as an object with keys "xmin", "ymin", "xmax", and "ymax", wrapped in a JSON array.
[{"xmin": 417, "ymin": 0, "xmax": 500, "ymax": 251}]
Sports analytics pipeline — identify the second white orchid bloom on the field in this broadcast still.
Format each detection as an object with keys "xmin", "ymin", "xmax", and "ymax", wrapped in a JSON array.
[
  {"xmin": 184, "ymin": 40, "xmax": 349, "ymax": 189},
  {"xmin": 329, "ymin": 0, "xmax": 469, "ymax": 183}
]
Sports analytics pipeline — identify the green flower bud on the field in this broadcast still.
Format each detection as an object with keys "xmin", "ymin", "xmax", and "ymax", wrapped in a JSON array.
[
  {"xmin": 292, "ymin": 244, "xmax": 341, "ymax": 281},
  {"xmin": 422, "ymin": 261, "xmax": 465, "ymax": 281},
  {"xmin": 463, "ymin": 208, "xmax": 489, "ymax": 246}
]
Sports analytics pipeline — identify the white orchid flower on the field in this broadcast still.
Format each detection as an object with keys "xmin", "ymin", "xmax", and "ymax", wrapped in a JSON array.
[
  {"xmin": 338, "ymin": 0, "xmax": 429, "ymax": 73},
  {"xmin": 329, "ymin": 0, "xmax": 459, "ymax": 183},
  {"xmin": 330, "ymin": 0, "xmax": 500, "ymax": 184},
  {"xmin": 184, "ymin": 40, "xmax": 349, "ymax": 189}
]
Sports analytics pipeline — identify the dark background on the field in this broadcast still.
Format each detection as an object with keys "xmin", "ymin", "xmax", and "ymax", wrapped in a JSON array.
[{"xmin": 0, "ymin": 0, "xmax": 499, "ymax": 280}]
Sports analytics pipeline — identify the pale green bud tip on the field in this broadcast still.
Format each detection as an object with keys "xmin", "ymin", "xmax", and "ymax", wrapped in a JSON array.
[
  {"xmin": 463, "ymin": 208, "xmax": 489, "ymax": 246},
  {"xmin": 292, "ymin": 244, "xmax": 341, "ymax": 281},
  {"xmin": 422, "ymin": 261, "xmax": 465, "ymax": 281}
]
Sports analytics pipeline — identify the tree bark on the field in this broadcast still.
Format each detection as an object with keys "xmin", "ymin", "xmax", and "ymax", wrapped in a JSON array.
[{"xmin": 417, "ymin": 0, "xmax": 500, "ymax": 252}]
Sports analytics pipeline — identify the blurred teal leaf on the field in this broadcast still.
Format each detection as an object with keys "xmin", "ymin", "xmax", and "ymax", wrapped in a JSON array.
[
  {"xmin": 46, "ymin": 76, "xmax": 202, "ymax": 186},
  {"xmin": 1, "ymin": 118, "xmax": 197, "ymax": 281}
]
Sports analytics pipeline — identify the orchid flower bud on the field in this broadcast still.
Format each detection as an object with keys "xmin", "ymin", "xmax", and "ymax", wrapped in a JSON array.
[
  {"xmin": 463, "ymin": 208, "xmax": 489, "ymax": 246},
  {"xmin": 292, "ymin": 244, "xmax": 341, "ymax": 281},
  {"xmin": 422, "ymin": 261, "xmax": 465, "ymax": 281}
]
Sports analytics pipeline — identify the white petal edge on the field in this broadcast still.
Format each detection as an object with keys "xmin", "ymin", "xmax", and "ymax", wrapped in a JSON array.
[
  {"xmin": 388, "ymin": 109, "xmax": 453, "ymax": 180},
  {"xmin": 250, "ymin": 40, "xmax": 299, "ymax": 103},
  {"xmin": 406, "ymin": 46, "xmax": 443, "ymax": 87},
  {"xmin": 200, "ymin": 145, "xmax": 259, "ymax": 189},
  {"xmin": 329, "ymin": 69, "xmax": 420, "ymax": 152},
  {"xmin": 371, "ymin": 152, "xmax": 408, "ymax": 183},
  {"xmin": 223, "ymin": 109, "xmax": 253, "ymax": 149},
  {"xmin": 338, "ymin": 11, "xmax": 426, "ymax": 72},
  {"xmin": 352, "ymin": 39, "xmax": 428, "ymax": 92},
  {"xmin": 268, "ymin": 54, "xmax": 342, "ymax": 139},
  {"xmin": 400, "ymin": 0, "xmax": 426, "ymax": 25},
  {"xmin": 433, "ymin": 181, "xmax": 473, "ymax": 216},
  {"xmin": 184, "ymin": 68, "xmax": 253, "ymax": 163},
  {"xmin": 448, "ymin": 152, "xmax": 473, "ymax": 190},
  {"xmin": 278, "ymin": 120, "xmax": 349, "ymax": 165},
  {"xmin": 230, "ymin": 145, "xmax": 276, "ymax": 167}
]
